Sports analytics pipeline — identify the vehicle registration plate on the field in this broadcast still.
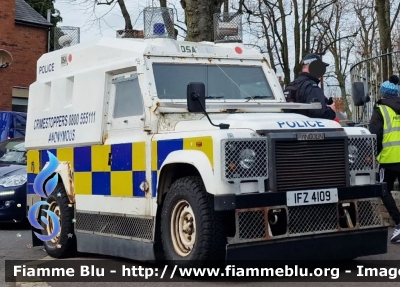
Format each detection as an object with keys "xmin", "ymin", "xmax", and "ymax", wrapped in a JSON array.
[
  {"xmin": 296, "ymin": 133, "xmax": 325, "ymax": 140},
  {"xmin": 286, "ymin": 188, "xmax": 338, "ymax": 207}
]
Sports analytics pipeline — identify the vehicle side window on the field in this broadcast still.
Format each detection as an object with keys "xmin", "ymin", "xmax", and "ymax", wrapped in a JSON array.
[{"xmin": 112, "ymin": 74, "xmax": 143, "ymax": 118}]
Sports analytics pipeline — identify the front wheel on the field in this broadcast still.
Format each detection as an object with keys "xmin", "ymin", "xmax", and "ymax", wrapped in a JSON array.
[
  {"xmin": 41, "ymin": 183, "xmax": 77, "ymax": 258},
  {"xmin": 160, "ymin": 176, "xmax": 226, "ymax": 268}
]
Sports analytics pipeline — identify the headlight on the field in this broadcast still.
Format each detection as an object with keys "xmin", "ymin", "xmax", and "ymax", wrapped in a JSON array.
[
  {"xmin": 239, "ymin": 149, "xmax": 256, "ymax": 169},
  {"xmin": 348, "ymin": 145, "xmax": 358, "ymax": 164},
  {"xmin": 0, "ymin": 174, "xmax": 27, "ymax": 187},
  {"xmin": 0, "ymin": 191, "xmax": 14, "ymax": 196}
]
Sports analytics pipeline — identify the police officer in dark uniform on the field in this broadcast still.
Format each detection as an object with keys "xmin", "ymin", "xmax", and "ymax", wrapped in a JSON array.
[{"xmin": 284, "ymin": 53, "xmax": 336, "ymax": 120}]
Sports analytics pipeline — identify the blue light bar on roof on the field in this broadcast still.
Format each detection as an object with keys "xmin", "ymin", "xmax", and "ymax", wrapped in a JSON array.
[{"xmin": 153, "ymin": 23, "xmax": 165, "ymax": 35}]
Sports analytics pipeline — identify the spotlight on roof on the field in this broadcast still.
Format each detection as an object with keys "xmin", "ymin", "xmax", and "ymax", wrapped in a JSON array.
[{"xmin": 58, "ymin": 35, "xmax": 73, "ymax": 48}]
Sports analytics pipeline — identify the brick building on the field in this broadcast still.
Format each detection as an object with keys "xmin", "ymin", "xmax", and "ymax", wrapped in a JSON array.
[{"xmin": 0, "ymin": 0, "xmax": 52, "ymax": 112}]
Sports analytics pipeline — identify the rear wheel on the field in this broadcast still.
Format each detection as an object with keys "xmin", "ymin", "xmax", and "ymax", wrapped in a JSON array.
[
  {"xmin": 160, "ymin": 176, "xmax": 226, "ymax": 268},
  {"xmin": 41, "ymin": 183, "xmax": 77, "ymax": 258}
]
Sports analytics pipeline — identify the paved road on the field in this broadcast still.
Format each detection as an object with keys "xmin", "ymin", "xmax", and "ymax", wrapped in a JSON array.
[
  {"xmin": 0, "ymin": 222, "xmax": 46, "ymax": 287},
  {"xmin": 1, "ymin": 224, "xmax": 399, "ymax": 287}
]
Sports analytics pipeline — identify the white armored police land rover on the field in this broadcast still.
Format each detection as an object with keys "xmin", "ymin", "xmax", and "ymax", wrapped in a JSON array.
[{"xmin": 25, "ymin": 7, "xmax": 388, "ymax": 267}]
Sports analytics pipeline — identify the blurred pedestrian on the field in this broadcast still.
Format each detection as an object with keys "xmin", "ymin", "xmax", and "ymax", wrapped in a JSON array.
[{"xmin": 369, "ymin": 78, "xmax": 400, "ymax": 243}]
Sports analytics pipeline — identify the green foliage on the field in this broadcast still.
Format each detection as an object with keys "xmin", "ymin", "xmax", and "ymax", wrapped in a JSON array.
[
  {"xmin": 25, "ymin": 0, "xmax": 63, "ymax": 51},
  {"xmin": 25, "ymin": 0, "xmax": 62, "ymax": 25}
]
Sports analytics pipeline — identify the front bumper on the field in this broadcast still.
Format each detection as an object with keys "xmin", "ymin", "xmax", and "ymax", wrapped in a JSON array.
[
  {"xmin": 215, "ymin": 183, "xmax": 389, "ymax": 260},
  {"xmin": 0, "ymin": 184, "xmax": 27, "ymax": 222},
  {"xmin": 225, "ymin": 227, "xmax": 388, "ymax": 261},
  {"xmin": 214, "ymin": 183, "xmax": 386, "ymax": 211}
]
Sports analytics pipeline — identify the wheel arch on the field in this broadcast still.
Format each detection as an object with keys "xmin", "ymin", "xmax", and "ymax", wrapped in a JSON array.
[
  {"xmin": 153, "ymin": 150, "xmax": 216, "ymax": 260},
  {"xmin": 156, "ymin": 175, "xmax": 227, "ymax": 263},
  {"xmin": 156, "ymin": 150, "xmax": 215, "ymax": 205},
  {"xmin": 44, "ymin": 161, "xmax": 75, "ymax": 204}
]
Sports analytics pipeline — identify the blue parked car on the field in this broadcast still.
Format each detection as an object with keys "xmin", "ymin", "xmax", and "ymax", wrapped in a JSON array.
[
  {"xmin": 0, "ymin": 138, "xmax": 27, "ymax": 223},
  {"xmin": 0, "ymin": 111, "xmax": 26, "ymax": 142}
]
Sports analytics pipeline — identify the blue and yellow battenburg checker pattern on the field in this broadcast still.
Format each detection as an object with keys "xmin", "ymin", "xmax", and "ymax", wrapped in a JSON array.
[{"xmin": 27, "ymin": 137, "xmax": 213, "ymax": 198}]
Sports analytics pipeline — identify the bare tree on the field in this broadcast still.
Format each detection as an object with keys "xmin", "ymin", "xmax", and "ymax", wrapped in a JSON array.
[
  {"xmin": 97, "ymin": 0, "xmax": 133, "ymax": 30},
  {"xmin": 165, "ymin": 2, "xmax": 188, "ymax": 38},
  {"xmin": 180, "ymin": 0, "xmax": 224, "ymax": 42},
  {"xmin": 160, "ymin": 0, "xmax": 178, "ymax": 39},
  {"xmin": 317, "ymin": 0, "xmax": 360, "ymax": 119},
  {"xmin": 238, "ymin": 0, "xmax": 292, "ymax": 85},
  {"xmin": 258, "ymin": 0, "xmax": 291, "ymax": 85},
  {"xmin": 58, "ymin": 0, "xmax": 137, "ymax": 35},
  {"xmin": 390, "ymin": 7, "xmax": 400, "ymax": 75},
  {"xmin": 241, "ymin": 1, "xmax": 276, "ymax": 71},
  {"xmin": 352, "ymin": 1, "xmax": 378, "ymax": 60},
  {"xmin": 375, "ymin": 0, "xmax": 400, "ymax": 80},
  {"xmin": 351, "ymin": 0, "xmax": 381, "ymax": 104},
  {"xmin": 239, "ymin": 0, "xmax": 337, "ymax": 85}
]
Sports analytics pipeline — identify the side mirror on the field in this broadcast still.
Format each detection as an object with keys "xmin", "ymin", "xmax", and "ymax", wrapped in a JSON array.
[
  {"xmin": 186, "ymin": 82, "xmax": 230, "ymax": 129},
  {"xmin": 187, "ymin": 82, "xmax": 206, "ymax": 113},
  {"xmin": 352, "ymin": 82, "xmax": 367, "ymax": 106},
  {"xmin": 0, "ymin": 49, "xmax": 13, "ymax": 68}
]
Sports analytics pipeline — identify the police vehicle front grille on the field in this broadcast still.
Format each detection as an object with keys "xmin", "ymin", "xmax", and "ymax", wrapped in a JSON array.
[
  {"xmin": 274, "ymin": 139, "xmax": 347, "ymax": 192},
  {"xmin": 288, "ymin": 204, "xmax": 338, "ymax": 234},
  {"xmin": 357, "ymin": 198, "xmax": 383, "ymax": 228},
  {"xmin": 229, "ymin": 198, "xmax": 384, "ymax": 244}
]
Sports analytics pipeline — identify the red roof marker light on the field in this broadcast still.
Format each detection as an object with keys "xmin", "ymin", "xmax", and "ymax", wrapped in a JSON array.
[{"xmin": 235, "ymin": 47, "xmax": 243, "ymax": 54}]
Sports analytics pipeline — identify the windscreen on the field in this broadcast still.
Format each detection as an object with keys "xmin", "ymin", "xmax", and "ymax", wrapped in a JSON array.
[
  {"xmin": 152, "ymin": 63, "xmax": 275, "ymax": 100},
  {"xmin": 0, "ymin": 140, "xmax": 26, "ymax": 165}
]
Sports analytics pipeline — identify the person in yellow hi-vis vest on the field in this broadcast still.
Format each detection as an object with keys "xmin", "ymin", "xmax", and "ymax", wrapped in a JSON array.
[{"xmin": 370, "ymin": 75, "xmax": 400, "ymax": 243}]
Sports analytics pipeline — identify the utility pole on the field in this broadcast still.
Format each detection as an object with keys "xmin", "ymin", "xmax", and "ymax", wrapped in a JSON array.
[{"xmin": 47, "ymin": 9, "xmax": 51, "ymax": 52}]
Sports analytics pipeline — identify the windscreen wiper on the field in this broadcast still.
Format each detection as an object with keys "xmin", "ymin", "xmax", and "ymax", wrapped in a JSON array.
[
  {"xmin": 245, "ymin": 96, "xmax": 270, "ymax": 100},
  {"xmin": 205, "ymin": 96, "xmax": 224, "ymax": 99},
  {"xmin": 245, "ymin": 96, "xmax": 271, "ymax": 102}
]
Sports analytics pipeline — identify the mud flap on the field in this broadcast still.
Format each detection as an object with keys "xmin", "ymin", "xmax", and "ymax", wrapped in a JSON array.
[
  {"xmin": 31, "ymin": 205, "xmax": 44, "ymax": 247},
  {"xmin": 31, "ymin": 226, "xmax": 44, "ymax": 247}
]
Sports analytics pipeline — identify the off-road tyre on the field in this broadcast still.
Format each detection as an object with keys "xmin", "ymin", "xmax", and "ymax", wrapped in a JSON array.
[
  {"xmin": 41, "ymin": 183, "xmax": 77, "ymax": 258},
  {"xmin": 160, "ymin": 176, "xmax": 226, "ymax": 268}
]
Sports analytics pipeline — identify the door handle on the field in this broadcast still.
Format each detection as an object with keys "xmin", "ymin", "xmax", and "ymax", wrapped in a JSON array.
[{"xmin": 108, "ymin": 153, "xmax": 112, "ymax": 165}]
